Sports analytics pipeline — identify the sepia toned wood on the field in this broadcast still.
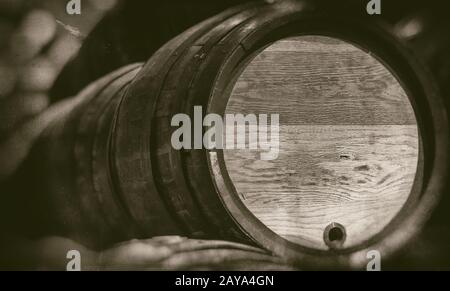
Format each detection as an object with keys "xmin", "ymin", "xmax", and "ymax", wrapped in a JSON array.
[
  {"xmin": 224, "ymin": 36, "xmax": 419, "ymax": 250},
  {"xmin": 227, "ymin": 36, "xmax": 416, "ymax": 125}
]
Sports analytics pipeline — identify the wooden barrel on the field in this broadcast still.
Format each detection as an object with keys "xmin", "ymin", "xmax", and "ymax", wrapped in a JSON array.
[
  {"xmin": 6, "ymin": 0, "xmax": 448, "ymax": 269},
  {"xmin": 2, "ymin": 64, "xmax": 145, "ymax": 248}
]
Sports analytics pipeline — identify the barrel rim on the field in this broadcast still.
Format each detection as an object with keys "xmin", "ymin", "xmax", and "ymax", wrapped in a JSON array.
[{"xmin": 204, "ymin": 8, "xmax": 448, "ymax": 268}]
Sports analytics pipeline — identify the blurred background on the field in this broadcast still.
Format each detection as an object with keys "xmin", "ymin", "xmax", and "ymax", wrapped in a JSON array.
[{"xmin": 0, "ymin": 0, "xmax": 117, "ymax": 141}]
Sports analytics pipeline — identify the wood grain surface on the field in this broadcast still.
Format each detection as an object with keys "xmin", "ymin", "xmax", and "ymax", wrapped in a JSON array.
[{"xmin": 224, "ymin": 36, "xmax": 419, "ymax": 250}]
